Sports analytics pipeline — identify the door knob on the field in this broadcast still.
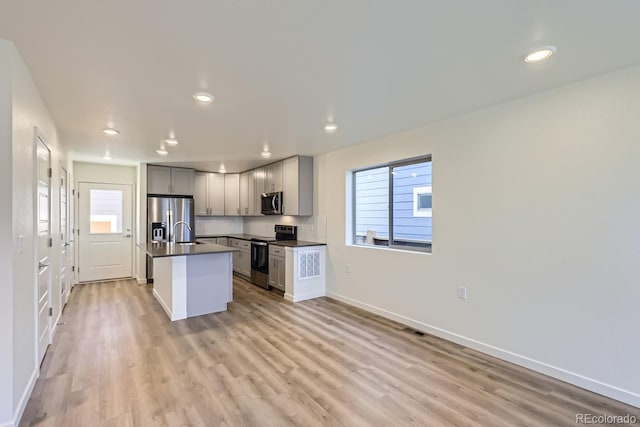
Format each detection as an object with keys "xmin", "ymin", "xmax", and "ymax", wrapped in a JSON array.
[
  {"xmin": 125, "ymin": 234, "xmax": 132, "ymax": 238},
  {"xmin": 38, "ymin": 262, "xmax": 50, "ymax": 269}
]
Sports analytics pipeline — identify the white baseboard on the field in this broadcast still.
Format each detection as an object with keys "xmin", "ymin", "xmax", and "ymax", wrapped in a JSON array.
[
  {"xmin": 152, "ymin": 288, "xmax": 172, "ymax": 318},
  {"xmin": 152, "ymin": 289, "xmax": 185, "ymax": 321},
  {"xmin": 50, "ymin": 310, "xmax": 63, "ymax": 339},
  {"xmin": 136, "ymin": 277, "xmax": 147, "ymax": 285},
  {"xmin": 1, "ymin": 368, "xmax": 39, "ymax": 427},
  {"xmin": 285, "ymin": 289, "xmax": 326, "ymax": 303},
  {"xmin": 326, "ymin": 291, "xmax": 640, "ymax": 409}
]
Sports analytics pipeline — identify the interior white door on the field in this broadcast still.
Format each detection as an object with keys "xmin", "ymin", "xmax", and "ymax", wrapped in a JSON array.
[
  {"xmin": 78, "ymin": 182, "xmax": 133, "ymax": 282},
  {"xmin": 59, "ymin": 167, "xmax": 70, "ymax": 304},
  {"xmin": 36, "ymin": 134, "xmax": 52, "ymax": 365}
]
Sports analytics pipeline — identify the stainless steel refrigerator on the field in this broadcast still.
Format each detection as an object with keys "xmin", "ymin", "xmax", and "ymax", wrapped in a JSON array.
[{"xmin": 146, "ymin": 196, "xmax": 195, "ymax": 281}]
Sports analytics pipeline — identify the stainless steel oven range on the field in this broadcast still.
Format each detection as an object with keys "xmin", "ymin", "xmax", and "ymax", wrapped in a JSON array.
[{"xmin": 250, "ymin": 225, "xmax": 297, "ymax": 289}]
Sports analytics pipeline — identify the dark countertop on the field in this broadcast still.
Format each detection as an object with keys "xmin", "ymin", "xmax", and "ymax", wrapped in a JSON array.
[
  {"xmin": 196, "ymin": 234, "xmax": 326, "ymax": 247},
  {"xmin": 269, "ymin": 240, "xmax": 326, "ymax": 248},
  {"xmin": 138, "ymin": 242, "xmax": 239, "ymax": 258},
  {"xmin": 197, "ymin": 233, "xmax": 274, "ymax": 241}
]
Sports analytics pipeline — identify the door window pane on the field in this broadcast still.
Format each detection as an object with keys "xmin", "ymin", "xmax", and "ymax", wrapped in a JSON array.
[{"xmin": 89, "ymin": 189, "xmax": 123, "ymax": 234}]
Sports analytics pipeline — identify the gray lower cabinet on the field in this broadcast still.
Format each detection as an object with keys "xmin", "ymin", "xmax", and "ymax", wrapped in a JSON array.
[
  {"xmin": 229, "ymin": 238, "xmax": 250, "ymax": 276},
  {"xmin": 268, "ymin": 246, "xmax": 285, "ymax": 291},
  {"xmin": 198, "ymin": 237, "xmax": 228, "ymax": 246},
  {"xmin": 198, "ymin": 238, "xmax": 217, "ymax": 244}
]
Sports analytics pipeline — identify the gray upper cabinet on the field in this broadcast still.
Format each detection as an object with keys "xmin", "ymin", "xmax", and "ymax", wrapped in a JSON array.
[
  {"xmin": 171, "ymin": 167, "xmax": 195, "ymax": 195},
  {"xmin": 194, "ymin": 171, "xmax": 225, "ymax": 216},
  {"xmin": 151, "ymin": 155, "xmax": 312, "ymax": 216},
  {"xmin": 147, "ymin": 165, "xmax": 195, "ymax": 196},
  {"xmin": 239, "ymin": 170, "xmax": 260, "ymax": 216},
  {"xmin": 209, "ymin": 173, "xmax": 226, "ymax": 215},
  {"xmin": 147, "ymin": 165, "xmax": 172, "ymax": 194},
  {"xmin": 282, "ymin": 156, "xmax": 313, "ymax": 216},
  {"xmin": 224, "ymin": 173, "xmax": 240, "ymax": 216},
  {"xmin": 239, "ymin": 171, "xmax": 251, "ymax": 216},
  {"xmin": 265, "ymin": 161, "xmax": 283, "ymax": 193},
  {"xmin": 253, "ymin": 167, "xmax": 265, "ymax": 215},
  {"xmin": 194, "ymin": 172, "xmax": 208, "ymax": 215}
]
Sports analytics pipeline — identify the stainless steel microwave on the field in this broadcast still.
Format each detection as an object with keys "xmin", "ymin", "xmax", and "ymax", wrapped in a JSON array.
[{"xmin": 261, "ymin": 191, "xmax": 283, "ymax": 215}]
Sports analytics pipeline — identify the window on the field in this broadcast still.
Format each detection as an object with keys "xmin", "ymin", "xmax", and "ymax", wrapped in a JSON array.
[
  {"xmin": 89, "ymin": 189, "xmax": 123, "ymax": 234},
  {"xmin": 353, "ymin": 156, "xmax": 432, "ymax": 252},
  {"xmin": 413, "ymin": 186, "xmax": 432, "ymax": 217}
]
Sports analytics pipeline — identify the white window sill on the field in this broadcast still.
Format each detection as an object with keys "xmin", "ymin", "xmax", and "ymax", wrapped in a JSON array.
[{"xmin": 346, "ymin": 243, "xmax": 432, "ymax": 255}]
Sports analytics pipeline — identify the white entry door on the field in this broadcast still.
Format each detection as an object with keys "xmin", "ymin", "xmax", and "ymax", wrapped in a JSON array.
[
  {"xmin": 36, "ymin": 134, "xmax": 52, "ymax": 365},
  {"xmin": 78, "ymin": 182, "xmax": 133, "ymax": 282}
]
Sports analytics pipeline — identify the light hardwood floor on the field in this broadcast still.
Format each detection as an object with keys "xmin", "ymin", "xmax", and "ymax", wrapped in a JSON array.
[{"xmin": 21, "ymin": 278, "xmax": 639, "ymax": 426}]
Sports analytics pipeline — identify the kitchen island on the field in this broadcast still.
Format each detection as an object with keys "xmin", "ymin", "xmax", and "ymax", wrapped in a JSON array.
[{"xmin": 139, "ymin": 242, "xmax": 238, "ymax": 321}]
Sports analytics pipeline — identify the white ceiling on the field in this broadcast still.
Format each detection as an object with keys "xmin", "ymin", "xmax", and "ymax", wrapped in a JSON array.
[{"xmin": 1, "ymin": 1, "xmax": 640, "ymax": 172}]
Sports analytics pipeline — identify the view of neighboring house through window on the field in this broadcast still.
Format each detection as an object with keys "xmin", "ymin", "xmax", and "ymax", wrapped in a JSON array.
[
  {"xmin": 89, "ymin": 189, "xmax": 123, "ymax": 234},
  {"xmin": 353, "ymin": 156, "xmax": 432, "ymax": 252}
]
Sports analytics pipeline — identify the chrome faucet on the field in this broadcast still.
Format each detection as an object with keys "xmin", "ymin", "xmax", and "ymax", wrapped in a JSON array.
[{"xmin": 172, "ymin": 221, "xmax": 192, "ymax": 243}]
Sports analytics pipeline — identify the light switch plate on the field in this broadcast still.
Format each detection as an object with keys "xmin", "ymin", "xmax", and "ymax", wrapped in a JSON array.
[{"xmin": 457, "ymin": 286, "xmax": 468, "ymax": 300}]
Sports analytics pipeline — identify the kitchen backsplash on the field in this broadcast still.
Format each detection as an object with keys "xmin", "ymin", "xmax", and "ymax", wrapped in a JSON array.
[
  {"xmin": 243, "ymin": 215, "xmax": 327, "ymax": 242},
  {"xmin": 195, "ymin": 217, "xmax": 244, "ymax": 235},
  {"xmin": 196, "ymin": 215, "xmax": 327, "ymax": 242}
]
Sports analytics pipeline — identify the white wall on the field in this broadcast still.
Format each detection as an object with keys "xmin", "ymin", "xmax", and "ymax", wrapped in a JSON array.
[
  {"xmin": 0, "ymin": 39, "xmax": 15, "ymax": 425},
  {"xmin": 0, "ymin": 40, "xmax": 66, "ymax": 427},
  {"xmin": 317, "ymin": 65, "xmax": 640, "ymax": 407},
  {"xmin": 136, "ymin": 164, "xmax": 147, "ymax": 283},
  {"xmin": 73, "ymin": 161, "xmax": 137, "ymax": 185}
]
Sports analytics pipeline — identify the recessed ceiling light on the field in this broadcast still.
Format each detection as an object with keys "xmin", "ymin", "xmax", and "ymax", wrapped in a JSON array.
[
  {"xmin": 156, "ymin": 146, "xmax": 168, "ymax": 156},
  {"xmin": 193, "ymin": 92, "xmax": 215, "ymax": 104},
  {"xmin": 164, "ymin": 137, "xmax": 178, "ymax": 146},
  {"xmin": 103, "ymin": 127, "xmax": 119, "ymax": 135},
  {"xmin": 524, "ymin": 46, "xmax": 557, "ymax": 63},
  {"xmin": 102, "ymin": 150, "xmax": 113, "ymax": 160},
  {"xmin": 219, "ymin": 163, "xmax": 226, "ymax": 173},
  {"xmin": 261, "ymin": 143, "xmax": 272, "ymax": 158},
  {"xmin": 324, "ymin": 122, "xmax": 338, "ymax": 133}
]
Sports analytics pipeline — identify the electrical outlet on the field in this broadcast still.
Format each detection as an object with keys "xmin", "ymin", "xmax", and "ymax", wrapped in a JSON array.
[
  {"xmin": 17, "ymin": 235, "xmax": 24, "ymax": 254},
  {"xmin": 345, "ymin": 264, "xmax": 351, "ymax": 273},
  {"xmin": 457, "ymin": 286, "xmax": 468, "ymax": 300}
]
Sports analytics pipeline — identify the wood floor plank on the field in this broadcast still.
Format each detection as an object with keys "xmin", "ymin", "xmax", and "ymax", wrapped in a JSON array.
[{"xmin": 19, "ymin": 277, "xmax": 640, "ymax": 427}]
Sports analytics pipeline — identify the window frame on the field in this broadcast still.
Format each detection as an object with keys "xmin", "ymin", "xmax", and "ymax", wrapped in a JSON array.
[{"xmin": 352, "ymin": 155, "xmax": 432, "ymax": 253}]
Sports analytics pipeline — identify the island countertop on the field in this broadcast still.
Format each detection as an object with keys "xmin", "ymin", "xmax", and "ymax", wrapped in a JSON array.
[{"xmin": 138, "ymin": 242, "xmax": 239, "ymax": 258}]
